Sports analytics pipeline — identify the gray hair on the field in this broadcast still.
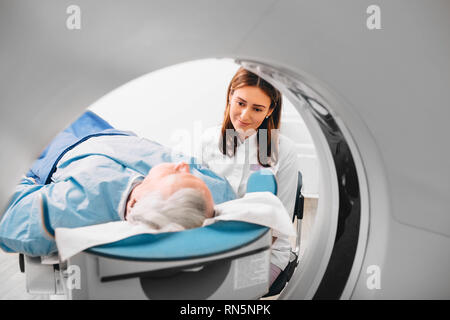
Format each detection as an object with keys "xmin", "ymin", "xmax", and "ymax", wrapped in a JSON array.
[{"xmin": 127, "ymin": 188, "xmax": 207, "ymax": 230}]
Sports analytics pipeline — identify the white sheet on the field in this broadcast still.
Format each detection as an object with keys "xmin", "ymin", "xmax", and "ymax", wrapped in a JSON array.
[{"xmin": 55, "ymin": 192, "xmax": 296, "ymax": 262}]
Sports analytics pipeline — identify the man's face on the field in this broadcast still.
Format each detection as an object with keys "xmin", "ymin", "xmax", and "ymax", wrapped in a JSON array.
[{"xmin": 128, "ymin": 162, "xmax": 215, "ymax": 218}]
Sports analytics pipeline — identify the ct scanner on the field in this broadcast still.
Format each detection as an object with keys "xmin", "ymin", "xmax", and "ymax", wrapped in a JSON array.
[{"xmin": 1, "ymin": 0, "xmax": 449, "ymax": 299}]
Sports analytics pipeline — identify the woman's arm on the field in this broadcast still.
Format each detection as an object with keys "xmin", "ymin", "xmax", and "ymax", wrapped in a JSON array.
[
  {"xmin": 275, "ymin": 144, "xmax": 300, "ymax": 220},
  {"xmin": 270, "ymin": 139, "xmax": 299, "ymax": 270}
]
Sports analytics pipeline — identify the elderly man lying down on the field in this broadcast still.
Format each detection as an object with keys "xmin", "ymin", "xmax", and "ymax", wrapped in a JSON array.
[
  {"xmin": 0, "ymin": 111, "xmax": 237, "ymax": 256},
  {"xmin": 0, "ymin": 112, "xmax": 294, "ymax": 287}
]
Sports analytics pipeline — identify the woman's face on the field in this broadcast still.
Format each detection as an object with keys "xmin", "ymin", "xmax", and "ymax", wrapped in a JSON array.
[{"xmin": 229, "ymin": 86, "xmax": 273, "ymax": 138}]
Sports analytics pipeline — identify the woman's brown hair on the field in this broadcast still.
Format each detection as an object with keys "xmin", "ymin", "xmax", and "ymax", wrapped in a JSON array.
[{"xmin": 219, "ymin": 67, "xmax": 282, "ymax": 167}]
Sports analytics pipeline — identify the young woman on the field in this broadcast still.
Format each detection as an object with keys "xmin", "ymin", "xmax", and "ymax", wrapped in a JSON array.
[{"xmin": 197, "ymin": 67, "xmax": 299, "ymax": 287}]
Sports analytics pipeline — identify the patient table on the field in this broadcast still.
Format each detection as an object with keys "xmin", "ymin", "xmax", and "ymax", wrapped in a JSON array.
[{"xmin": 20, "ymin": 169, "xmax": 301, "ymax": 299}]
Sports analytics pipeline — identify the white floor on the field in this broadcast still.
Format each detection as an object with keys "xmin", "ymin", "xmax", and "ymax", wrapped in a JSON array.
[
  {"xmin": 0, "ymin": 198, "xmax": 317, "ymax": 300},
  {"xmin": 0, "ymin": 252, "xmax": 45, "ymax": 300}
]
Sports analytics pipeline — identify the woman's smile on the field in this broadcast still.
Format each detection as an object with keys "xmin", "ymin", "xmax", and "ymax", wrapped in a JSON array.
[{"xmin": 238, "ymin": 119, "xmax": 251, "ymax": 126}]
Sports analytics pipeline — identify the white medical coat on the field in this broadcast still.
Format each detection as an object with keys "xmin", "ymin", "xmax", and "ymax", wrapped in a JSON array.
[{"xmin": 196, "ymin": 126, "xmax": 299, "ymax": 270}]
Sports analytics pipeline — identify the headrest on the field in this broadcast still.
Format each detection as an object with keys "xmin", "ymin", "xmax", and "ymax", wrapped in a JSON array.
[{"xmin": 246, "ymin": 169, "xmax": 277, "ymax": 195}]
